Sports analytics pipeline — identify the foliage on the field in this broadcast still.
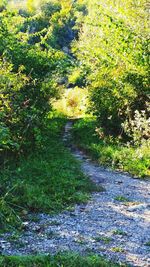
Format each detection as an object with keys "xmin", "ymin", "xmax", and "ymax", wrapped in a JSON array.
[
  {"xmin": 71, "ymin": 0, "xmax": 150, "ymax": 178},
  {"xmin": 73, "ymin": 0, "xmax": 149, "ymax": 135},
  {"xmin": 0, "ymin": 57, "xmax": 58, "ymax": 154},
  {"xmin": 1, "ymin": 0, "xmax": 148, "ymax": 151},
  {"xmin": 0, "ymin": 0, "xmax": 7, "ymax": 11},
  {"xmin": 0, "ymin": 1, "xmax": 74, "ymax": 158},
  {"xmin": 72, "ymin": 118, "xmax": 150, "ymax": 178},
  {"xmin": 0, "ymin": 252, "xmax": 121, "ymax": 267}
]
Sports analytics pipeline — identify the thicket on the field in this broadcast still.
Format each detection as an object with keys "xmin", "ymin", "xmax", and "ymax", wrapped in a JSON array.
[
  {"xmin": 72, "ymin": 0, "xmax": 149, "ymax": 136},
  {"xmin": 3, "ymin": 0, "xmax": 148, "ymax": 157},
  {"xmin": 0, "ymin": 0, "xmax": 86, "ymax": 160}
]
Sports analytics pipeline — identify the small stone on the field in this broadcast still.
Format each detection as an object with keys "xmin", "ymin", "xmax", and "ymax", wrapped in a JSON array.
[
  {"xmin": 127, "ymin": 204, "xmax": 149, "ymax": 212},
  {"xmin": 32, "ymin": 225, "xmax": 43, "ymax": 232},
  {"xmin": 115, "ymin": 181, "xmax": 123, "ymax": 184}
]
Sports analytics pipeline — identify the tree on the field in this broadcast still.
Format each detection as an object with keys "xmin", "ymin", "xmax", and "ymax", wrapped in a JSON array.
[{"xmin": 73, "ymin": 0, "xmax": 149, "ymax": 135}]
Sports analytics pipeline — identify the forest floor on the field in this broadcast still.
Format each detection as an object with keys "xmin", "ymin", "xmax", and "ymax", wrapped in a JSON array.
[{"xmin": 0, "ymin": 121, "xmax": 150, "ymax": 267}]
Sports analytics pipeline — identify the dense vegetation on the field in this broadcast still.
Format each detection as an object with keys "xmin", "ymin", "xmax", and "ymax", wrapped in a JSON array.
[
  {"xmin": 0, "ymin": 253, "xmax": 120, "ymax": 267},
  {"xmin": 0, "ymin": 0, "xmax": 78, "ymax": 157},
  {"xmin": 71, "ymin": 0, "xmax": 149, "ymax": 178},
  {"xmin": 0, "ymin": 0, "xmax": 149, "ymax": 264},
  {"xmin": 73, "ymin": 0, "xmax": 149, "ymax": 134},
  {"xmin": 1, "ymin": 0, "xmax": 149, "ymax": 169}
]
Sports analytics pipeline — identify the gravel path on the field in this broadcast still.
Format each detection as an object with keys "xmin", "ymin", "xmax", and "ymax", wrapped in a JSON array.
[{"xmin": 0, "ymin": 121, "xmax": 150, "ymax": 266}]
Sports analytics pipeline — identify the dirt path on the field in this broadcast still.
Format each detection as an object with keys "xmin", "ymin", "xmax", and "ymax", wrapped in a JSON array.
[{"xmin": 1, "ymin": 122, "xmax": 150, "ymax": 266}]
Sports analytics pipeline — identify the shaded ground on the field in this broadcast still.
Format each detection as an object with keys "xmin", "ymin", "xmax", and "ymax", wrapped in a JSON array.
[{"xmin": 0, "ymin": 122, "xmax": 150, "ymax": 267}]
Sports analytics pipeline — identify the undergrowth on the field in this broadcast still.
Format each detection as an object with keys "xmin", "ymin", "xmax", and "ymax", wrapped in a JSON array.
[
  {"xmin": 72, "ymin": 118, "xmax": 150, "ymax": 178},
  {"xmin": 0, "ymin": 253, "xmax": 122, "ymax": 267},
  {"xmin": 0, "ymin": 117, "xmax": 97, "ymax": 231}
]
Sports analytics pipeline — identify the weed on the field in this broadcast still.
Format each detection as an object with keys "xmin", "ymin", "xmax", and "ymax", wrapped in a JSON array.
[
  {"xmin": 113, "ymin": 230, "xmax": 127, "ymax": 236},
  {"xmin": 114, "ymin": 196, "xmax": 130, "ymax": 202},
  {"xmin": 66, "ymin": 206, "xmax": 75, "ymax": 212},
  {"xmin": 94, "ymin": 236, "xmax": 112, "ymax": 244},
  {"xmin": 111, "ymin": 247, "xmax": 125, "ymax": 253},
  {"xmin": 75, "ymin": 235, "xmax": 87, "ymax": 245}
]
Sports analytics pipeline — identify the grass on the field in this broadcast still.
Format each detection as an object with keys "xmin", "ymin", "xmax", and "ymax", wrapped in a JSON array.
[
  {"xmin": 0, "ymin": 117, "xmax": 98, "ymax": 231},
  {"xmin": 0, "ymin": 253, "xmax": 123, "ymax": 267},
  {"xmin": 71, "ymin": 118, "xmax": 150, "ymax": 178}
]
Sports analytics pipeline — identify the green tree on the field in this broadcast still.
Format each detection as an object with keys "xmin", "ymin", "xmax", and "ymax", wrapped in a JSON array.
[{"xmin": 73, "ymin": 0, "xmax": 149, "ymax": 135}]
